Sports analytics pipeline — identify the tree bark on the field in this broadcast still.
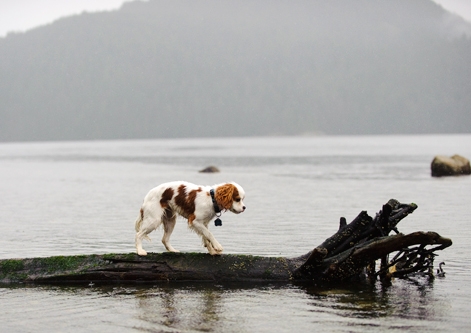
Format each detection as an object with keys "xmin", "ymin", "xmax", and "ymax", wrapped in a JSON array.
[{"xmin": 0, "ymin": 199, "xmax": 452, "ymax": 285}]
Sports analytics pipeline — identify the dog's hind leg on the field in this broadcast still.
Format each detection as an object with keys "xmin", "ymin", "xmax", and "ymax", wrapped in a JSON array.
[
  {"xmin": 135, "ymin": 209, "xmax": 149, "ymax": 256},
  {"xmin": 135, "ymin": 231, "xmax": 149, "ymax": 256},
  {"xmin": 135, "ymin": 206, "xmax": 163, "ymax": 256},
  {"xmin": 162, "ymin": 214, "xmax": 179, "ymax": 252}
]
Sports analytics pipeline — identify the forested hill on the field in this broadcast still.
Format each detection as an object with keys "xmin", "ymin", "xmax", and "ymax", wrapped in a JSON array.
[{"xmin": 1, "ymin": 0, "xmax": 470, "ymax": 142}]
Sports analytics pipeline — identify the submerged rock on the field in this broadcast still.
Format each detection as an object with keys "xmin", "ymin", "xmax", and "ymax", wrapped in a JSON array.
[
  {"xmin": 199, "ymin": 166, "xmax": 220, "ymax": 173},
  {"xmin": 431, "ymin": 154, "xmax": 471, "ymax": 177}
]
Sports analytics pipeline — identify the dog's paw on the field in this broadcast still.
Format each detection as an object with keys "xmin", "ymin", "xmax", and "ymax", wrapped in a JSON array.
[
  {"xmin": 137, "ymin": 249, "xmax": 147, "ymax": 256},
  {"xmin": 208, "ymin": 248, "xmax": 222, "ymax": 256},
  {"xmin": 164, "ymin": 243, "xmax": 180, "ymax": 253},
  {"xmin": 212, "ymin": 242, "xmax": 223, "ymax": 253},
  {"xmin": 205, "ymin": 243, "xmax": 220, "ymax": 255}
]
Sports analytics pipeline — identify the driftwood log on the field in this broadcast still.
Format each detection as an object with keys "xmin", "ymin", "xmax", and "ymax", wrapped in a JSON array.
[{"xmin": 0, "ymin": 199, "xmax": 452, "ymax": 285}]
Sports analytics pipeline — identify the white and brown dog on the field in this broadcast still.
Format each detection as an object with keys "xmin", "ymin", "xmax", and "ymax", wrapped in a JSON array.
[{"xmin": 135, "ymin": 181, "xmax": 246, "ymax": 256}]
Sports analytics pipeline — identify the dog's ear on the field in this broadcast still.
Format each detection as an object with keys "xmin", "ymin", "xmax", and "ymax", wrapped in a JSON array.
[{"xmin": 215, "ymin": 183, "xmax": 235, "ymax": 210}]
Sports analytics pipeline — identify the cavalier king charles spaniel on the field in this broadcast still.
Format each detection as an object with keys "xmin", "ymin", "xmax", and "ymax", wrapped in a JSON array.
[{"xmin": 135, "ymin": 181, "xmax": 246, "ymax": 256}]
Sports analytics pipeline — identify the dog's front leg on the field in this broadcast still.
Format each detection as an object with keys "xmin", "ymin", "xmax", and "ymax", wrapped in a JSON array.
[
  {"xmin": 203, "ymin": 238, "xmax": 221, "ymax": 255},
  {"xmin": 191, "ymin": 220, "xmax": 223, "ymax": 255}
]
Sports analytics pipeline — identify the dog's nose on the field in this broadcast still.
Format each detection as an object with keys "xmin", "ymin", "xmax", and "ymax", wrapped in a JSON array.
[{"xmin": 242, "ymin": 206, "xmax": 246, "ymax": 210}]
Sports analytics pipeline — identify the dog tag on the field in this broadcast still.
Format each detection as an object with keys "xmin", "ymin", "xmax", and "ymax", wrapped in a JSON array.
[{"xmin": 214, "ymin": 218, "xmax": 222, "ymax": 226}]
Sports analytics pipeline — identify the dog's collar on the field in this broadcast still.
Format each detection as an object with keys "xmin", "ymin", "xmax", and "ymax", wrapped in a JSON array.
[{"xmin": 209, "ymin": 189, "xmax": 221, "ymax": 213}]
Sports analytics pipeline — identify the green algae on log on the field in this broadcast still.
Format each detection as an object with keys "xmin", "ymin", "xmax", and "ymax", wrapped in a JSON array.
[
  {"xmin": 0, "ymin": 253, "xmax": 294, "ymax": 284},
  {"xmin": 0, "ymin": 199, "xmax": 452, "ymax": 285}
]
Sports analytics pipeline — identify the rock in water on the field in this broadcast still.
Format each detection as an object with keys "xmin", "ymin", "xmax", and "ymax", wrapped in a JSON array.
[
  {"xmin": 431, "ymin": 154, "xmax": 471, "ymax": 177},
  {"xmin": 199, "ymin": 166, "xmax": 220, "ymax": 173}
]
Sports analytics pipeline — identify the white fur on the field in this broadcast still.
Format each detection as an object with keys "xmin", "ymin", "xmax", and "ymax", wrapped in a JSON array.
[{"xmin": 135, "ymin": 181, "xmax": 246, "ymax": 256}]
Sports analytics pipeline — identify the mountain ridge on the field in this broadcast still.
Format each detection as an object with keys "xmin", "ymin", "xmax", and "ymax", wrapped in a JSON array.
[{"xmin": 1, "ymin": 0, "xmax": 470, "ymax": 142}]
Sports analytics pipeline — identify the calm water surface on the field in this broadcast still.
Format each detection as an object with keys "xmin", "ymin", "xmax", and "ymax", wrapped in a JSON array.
[{"xmin": 0, "ymin": 135, "xmax": 470, "ymax": 332}]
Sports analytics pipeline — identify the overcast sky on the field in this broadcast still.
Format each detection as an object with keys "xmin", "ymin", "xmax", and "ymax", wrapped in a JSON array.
[{"xmin": 0, "ymin": 0, "xmax": 470, "ymax": 37}]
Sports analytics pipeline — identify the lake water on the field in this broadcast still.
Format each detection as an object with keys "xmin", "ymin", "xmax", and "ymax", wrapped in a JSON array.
[{"xmin": 0, "ymin": 134, "xmax": 470, "ymax": 332}]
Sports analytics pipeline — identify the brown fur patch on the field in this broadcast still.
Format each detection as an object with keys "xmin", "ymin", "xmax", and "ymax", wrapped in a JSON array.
[
  {"xmin": 160, "ymin": 187, "xmax": 174, "ymax": 208},
  {"xmin": 215, "ymin": 183, "xmax": 237, "ymax": 210},
  {"xmin": 175, "ymin": 185, "xmax": 202, "ymax": 218},
  {"xmin": 160, "ymin": 187, "xmax": 174, "ymax": 218},
  {"xmin": 188, "ymin": 214, "xmax": 196, "ymax": 225}
]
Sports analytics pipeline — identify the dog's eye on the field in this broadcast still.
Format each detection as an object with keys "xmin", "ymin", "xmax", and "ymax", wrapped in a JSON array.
[{"xmin": 235, "ymin": 198, "xmax": 241, "ymax": 202}]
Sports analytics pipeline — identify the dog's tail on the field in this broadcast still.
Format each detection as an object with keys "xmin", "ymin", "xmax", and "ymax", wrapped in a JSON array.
[
  {"xmin": 135, "ymin": 208, "xmax": 144, "ymax": 232},
  {"xmin": 135, "ymin": 208, "xmax": 152, "ymax": 241}
]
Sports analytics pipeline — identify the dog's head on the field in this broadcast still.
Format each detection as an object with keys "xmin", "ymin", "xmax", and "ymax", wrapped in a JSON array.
[{"xmin": 215, "ymin": 182, "xmax": 246, "ymax": 214}]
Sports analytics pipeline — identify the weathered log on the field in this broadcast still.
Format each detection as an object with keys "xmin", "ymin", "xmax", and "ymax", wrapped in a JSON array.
[
  {"xmin": 0, "ymin": 199, "xmax": 452, "ymax": 285},
  {"xmin": 294, "ymin": 231, "xmax": 452, "ymax": 282}
]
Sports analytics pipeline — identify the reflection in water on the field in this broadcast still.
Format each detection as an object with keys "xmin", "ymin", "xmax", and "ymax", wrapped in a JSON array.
[
  {"xmin": 300, "ymin": 277, "xmax": 450, "ymax": 332},
  {"xmin": 0, "ymin": 277, "xmax": 453, "ymax": 333},
  {"xmin": 85, "ymin": 278, "xmax": 448, "ymax": 333},
  {"xmin": 134, "ymin": 283, "xmax": 225, "ymax": 332}
]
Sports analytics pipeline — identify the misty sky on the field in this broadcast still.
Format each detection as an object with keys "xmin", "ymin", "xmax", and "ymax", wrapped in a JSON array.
[{"xmin": 0, "ymin": 0, "xmax": 470, "ymax": 37}]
